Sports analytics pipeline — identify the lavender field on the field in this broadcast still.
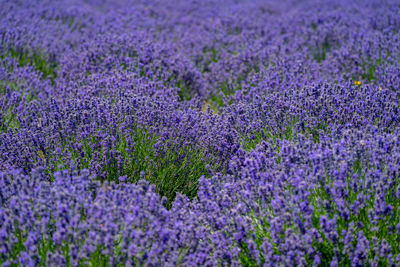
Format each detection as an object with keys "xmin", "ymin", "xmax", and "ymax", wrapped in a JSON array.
[{"xmin": 1, "ymin": 0, "xmax": 400, "ymax": 266}]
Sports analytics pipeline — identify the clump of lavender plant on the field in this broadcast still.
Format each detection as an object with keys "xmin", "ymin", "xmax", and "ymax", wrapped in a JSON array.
[{"xmin": 1, "ymin": 0, "xmax": 400, "ymax": 265}]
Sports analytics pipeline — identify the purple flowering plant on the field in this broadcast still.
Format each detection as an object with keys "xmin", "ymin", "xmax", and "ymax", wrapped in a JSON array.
[{"xmin": 1, "ymin": 0, "xmax": 400, "ymax": 266}]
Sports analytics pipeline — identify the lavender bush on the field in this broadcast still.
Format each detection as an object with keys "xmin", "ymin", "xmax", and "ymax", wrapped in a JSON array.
[{"xmin": 1, "ymin": 0, "xmax": 400, "ymax": 266}]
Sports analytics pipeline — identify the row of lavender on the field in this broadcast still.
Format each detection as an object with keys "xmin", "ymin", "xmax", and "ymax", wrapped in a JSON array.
[{"xmin": 1, "ymin": 0, "xmax": 400, "ymax": 265}]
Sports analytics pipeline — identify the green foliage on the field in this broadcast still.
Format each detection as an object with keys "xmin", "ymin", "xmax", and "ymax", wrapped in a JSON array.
[
  {"xmin": 0, "ymin": 107, "xmax": 20, "ymax": 133},
  {"xmin": 45, "ymin": 127, "xmax": 217, "ymax": 209},
  {"xmin": 87, "ymin": 247, "xmax": 110, "ymax": 267},
  {"xmin": 210, "ymin": 94, "xmax": 224, "ymax": 108},
  {"xmin": 9, "ymin": 226, "xmax": 27, "ymax": 265},
  {"xmin": 1, "ymin": 48, "xmax": 57, "ymax": 83},
  {"xmin": 239, "ymin": 118, "xmax": 327, "ymax": 152},
  {"xmin": 104, "ymin": 128, "xmax": 214, "ymax": 208},
  {"xmin": 176, "ymin": 79, "xmax": 193, "ymax": 101},
  {"xmin": 238, "ymin": 241, "xmax": 259, "ymax": 267},
  {"xmin": 238, "ymin": 119, "xmax": 297, "ymax": 152}
]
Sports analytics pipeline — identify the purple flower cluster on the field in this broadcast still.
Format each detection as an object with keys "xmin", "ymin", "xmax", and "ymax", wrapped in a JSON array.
[{"xmin": 1, "ymin": 0, "xmax": 400, "ymax": 265}]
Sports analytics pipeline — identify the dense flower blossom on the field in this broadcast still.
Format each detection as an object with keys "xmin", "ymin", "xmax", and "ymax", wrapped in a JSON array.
[{"xmin": 1, "ymin": 0, "xmax": 400, "ymax": 265}]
